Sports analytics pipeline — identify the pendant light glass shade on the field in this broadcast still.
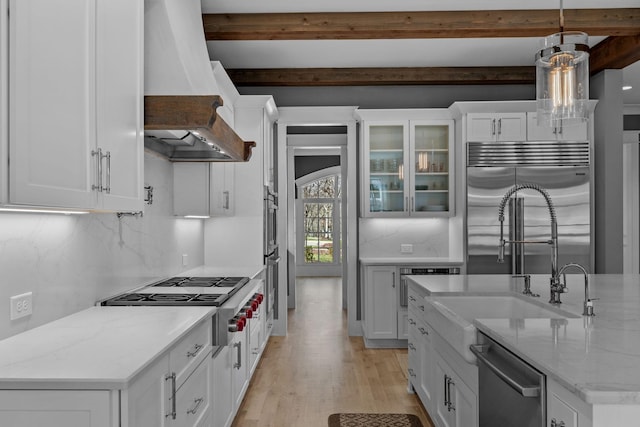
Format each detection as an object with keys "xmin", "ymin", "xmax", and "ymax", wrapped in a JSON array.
[{"xmin": 535, "ymin": 31, "xmax": 590, "ymax": 127}]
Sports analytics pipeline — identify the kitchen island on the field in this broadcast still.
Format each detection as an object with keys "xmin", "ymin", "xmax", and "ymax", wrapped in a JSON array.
[{"xmin": 407, "ymin": 274, "xmax": 640, "ymax": 427}]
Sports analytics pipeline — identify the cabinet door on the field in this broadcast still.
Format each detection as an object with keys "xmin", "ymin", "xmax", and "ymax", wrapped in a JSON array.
[
  {"xmin": 496, "ymin": 113, "xmax": 527, "ymax": 142},
  {"xmin": 231, "ymin": 330, "xmax": 249, "ymax": 410},
  {"xmin": 410, "ymin": 120, "xmax": 454, "ymax": 216},
  {"xmin": 95, "ymin": 0, "xmax": 143, "ymax": 212},
  {"xmin": 466, "ymin": 114, "xmax": 497, "ymax": 142},
  {"xmin": 418, "ymin": 322, "xmax": 435, "ymax": 413},
  {"xmin": 397, "ymin": 309, "xmax": 409, "ymax": 340},
  {"xmin": 9, "ymin": 0, "xmax": 97, "ymax": 209},
  {"xmin": 126, "ymin": 354, "xmax": 170, "ymax": 427},
  {"xmin": 210, "ymin": 163, "xmax": 235, "ymax": 216},
  {"xmin": 449, "ymin": 370, "xmax": 478, "ymax": 427},
  {"xmin": 362, "ymin": 121, "xmax": 409, "ymax": 217},
  {"xmin": 363, "ymin": 266, "xmax": 397, "ymax": 339},
  {"xmin": 211, "ymin": 347, "xmax": 234, "ymax": 427},
  {"xmin": 175, "ymin": 356, "xmax": 211, "ymax": 427},
  {"xmin": 0, "ymin": 390, "xmax": 113, "ymax": 427},
  {"xmin": 433, "ymin": 354, "xmax": 455, "ymax": 427},
  {"xmin": 174, "ymin": 163, "xmax": 211, "ymax": 217}
]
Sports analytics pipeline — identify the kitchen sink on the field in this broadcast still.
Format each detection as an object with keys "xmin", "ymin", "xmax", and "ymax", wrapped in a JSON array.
[{"xmin": 424, "ymin": 294, "xmax": 579, "ymax": 363}]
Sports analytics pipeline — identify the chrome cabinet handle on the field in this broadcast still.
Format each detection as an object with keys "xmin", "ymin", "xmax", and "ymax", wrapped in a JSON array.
[
  {"xmin": 418, "ymin": 327, "xmax": 428, "ymax": 336},
  {"xmin": 408, "ymin": 343, "xmax": 416, "ymax": 351},
  {"xmin": 443, "ymin": 374, "xmax": 449, "ymax": 408},
  {"xmin": 419, "ymin": 305, "xmax": 424, "ymax": 312},
  {"xmin": 411, "ymin": 196, "xmax": 414, "ymax": 212},
  {"xmin": 187, "ymin": 343, "xmax": 204, "ymax": 358},
  {"xmin": 91, "ymin": 149, "xmax": 103, "ymax": 192},
  {"xmin": 165, "ymin": 373, "xmax": 176, "ymax": 419},
  {"xmin": 186, "ymin": 397, "xmax": 204, "ymax": 415},
  {"xmin": 392, "ymin": 272, "xmax": 395, "ymax": 288},
  {"xmin": 223, "ymin": 191, "xmax": 230, "ymax": 210},
  {"xmin": 491, "ymin": 119, "xmax": 496, "ymax": 136},
  {"xmin": 497, "ymin": 118, "xmax": 502, "ymax": 135},
  {"xmin": 104, "ymin": 151, "xmax": 111, "ymax": 193},
  {"xmin": 408, "ymin": 368, "xmax": 416, "ymax": 378},
  {"xmin": 447, "ymin": 377, "xmax": 455, "ymax": 411},
  {"xmin": 233, "ymin": 342, "xmax": 242, "ymax": 369},
  {"xmin": 409, "ymin": 296, "xmax": 416, "ymax": 302},
  {"xmin": 550, "ymin": 419, "xmax": 565, "ymax": 427},
  {"xmin": 409, "ymin": 318, "xmax": 416, "ymax": 325}
]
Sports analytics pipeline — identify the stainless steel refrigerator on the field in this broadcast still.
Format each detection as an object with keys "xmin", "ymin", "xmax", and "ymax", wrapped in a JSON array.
[{"xmin": 466, "ymin": 141, "xmax": 593, "ymax": 275}]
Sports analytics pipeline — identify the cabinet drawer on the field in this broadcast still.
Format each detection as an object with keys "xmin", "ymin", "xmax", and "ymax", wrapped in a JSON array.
[
  {"xmin": 408, "ymin": 285, "xmax": 428, "ymax": 317},
  {"xmin": 176, "ymin": 356, "xmax": 211, "ymax": 427},
  {"xmin": 170, "ymin": 320, "xmax": 211, "ymax": 386}
]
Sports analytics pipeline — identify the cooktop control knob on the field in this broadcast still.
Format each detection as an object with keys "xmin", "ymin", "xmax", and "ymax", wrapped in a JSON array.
[
  {"xmin": 251, "ymin": 300, "xmax": 259, "ymax": 311},
  {"xmin": 243, "ymin": 307, "xmax": 254, "ymax": 318},
  {"xmin": 256, "ymin": 293, "xmax": 264, "ymax": 304}
]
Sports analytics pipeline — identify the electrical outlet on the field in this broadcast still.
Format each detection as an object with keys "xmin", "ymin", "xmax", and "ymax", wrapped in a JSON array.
[
  {"xmin": 400, "ymin": 244, "xmax": 414, "ymax": 254},
  {"xmin": 10, "ymin": 292, "xmax": 32, "ymax": 320},
  {"xmin": 182, "ymin": 254, "xmax": 188, "ymax": 267}
]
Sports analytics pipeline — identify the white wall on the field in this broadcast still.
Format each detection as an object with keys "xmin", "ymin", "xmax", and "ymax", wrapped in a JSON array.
[{"xmin": 0, "ymin": 153, "xmax": 204, "ymax": 340}]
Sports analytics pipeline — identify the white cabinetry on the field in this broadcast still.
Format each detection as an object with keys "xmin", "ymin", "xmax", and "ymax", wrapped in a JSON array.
[
  {"xmin": 211, "ymin": 347, "xmax": 234, "ymax": 427},
  {"xmin": 363, "ymin": 266, "xmax": 398, "ymax": 340},
  {"xmin": 466, "ymin": 113, "xmax": 527, "ymax": 142},
  {"xmin": 432, "ymin": 350, "xmax": 478, "ymax": 427},
  {"xmin": 0, "ymin": 390, "xmax": 114, "ymax": 427},
  {"xmin": 174, "ymin": 163, "xmax": 235, "ymax": 217},
  {"xmin": 7, "ymin": 0, "xmax": 143, "ymax": 212},
  {"xmin": 527, "ymin": 112, "xmax": 588, "ymax": 142},
  {"xmin": 407, "ymin": 282, "xmax": 434, "ymax": 412},
  {"xmin": 547, "ymin": 377, "xmax": 591, "ymax": 427},
  {"xmin": 360, "ymin": 112, "xmax": 455, "ymax": 217}
]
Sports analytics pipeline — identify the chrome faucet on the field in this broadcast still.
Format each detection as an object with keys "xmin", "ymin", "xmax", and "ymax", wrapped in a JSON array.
[
  {"xmin": 497, "ymin": 183, "xmax": 563, "ymax": 304},
  {"xmin": 558, "ymin": 263, "xmax": 595, "ymax": 316}
]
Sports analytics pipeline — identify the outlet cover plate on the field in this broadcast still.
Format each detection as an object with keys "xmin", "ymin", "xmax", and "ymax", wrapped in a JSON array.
[
  {"xmin": 10, "ymin": 292, "xmax": 33, "ymax": 320},
  {"xmin": 401, "ymin": 244, "xmax": 414, "ymax": 254}
]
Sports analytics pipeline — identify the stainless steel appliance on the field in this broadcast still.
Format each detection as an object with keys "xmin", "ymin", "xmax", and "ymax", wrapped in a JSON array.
[
  {"xmin": 471, "ymin": 332, "xmax": 545, "ymax": 427},
  {"xmin": 102, "ymin": 276, "xmax": 264, "ymax": 349},
  {"xmin": 466, "ymin": 141, "xmax": 592, "ymax": 274},
  {"xmin": 399, "ymin": 266, "xmax": 461, "ymax": 307},
  {"xmin": 264, "ymin": 185, "xmax": 279, "ymax": 320}
]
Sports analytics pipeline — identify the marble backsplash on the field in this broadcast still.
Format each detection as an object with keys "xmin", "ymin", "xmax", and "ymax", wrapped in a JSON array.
[
  {"xmin": 359, "ymin": 217, "xmax": 461, "ymax": 259},
  {"xmin": 0, "ymin": 153, "xmax": 204, "ymax": 340}
]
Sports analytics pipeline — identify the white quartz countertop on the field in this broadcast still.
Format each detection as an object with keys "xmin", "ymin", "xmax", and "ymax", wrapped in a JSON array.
[
  {"xmin": 359, "ymin": 256, "xmax": 463, "ymax": 265},
  {"xmin": 407, "ymin": 274, "xmax": 640, "ymax": 405},
  {"xmin": 0, "ymin": 306, "xmax": 215, "ymax": 390}
]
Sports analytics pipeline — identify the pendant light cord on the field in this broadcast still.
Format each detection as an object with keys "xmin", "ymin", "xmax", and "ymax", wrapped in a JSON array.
[{"xmin": 559, "ymin": 0, "xmax": 564, "ymax": 42}]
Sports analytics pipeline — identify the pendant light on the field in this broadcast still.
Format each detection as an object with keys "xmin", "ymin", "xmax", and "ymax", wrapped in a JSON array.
[{"xmin": 535, "ymin": 0, "xmax": 590, "ymax": 127}]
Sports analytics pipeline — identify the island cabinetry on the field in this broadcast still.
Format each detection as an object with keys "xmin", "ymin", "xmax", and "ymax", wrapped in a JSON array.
[
  {"xmin": 408, "ymin": 293, "xmax": 435, "ymax": 413},
  {"xmin": 7, "ymin": 0, "xmax": 143, "ymax": 212},
  {"xmin": 527, "ymin": 112, "xmax": 588, "ymax": 142},
  {"xmin": 359, "ymin": 111, "xmax": 455, "ymax": 217},
  {"xmin": 174, "ymin": 162, "xmax": 235, "ymax": 217},
  {"xmin": 432, "ymin": 349, "xmax": 478, "ymax": 427},
  {"xmin": 547, "ymin": 378, "xmax": 590, "ymax": 427},
  {"xmin": 466, "ymin": 112, "xmax": 527, "ymax": 142}
]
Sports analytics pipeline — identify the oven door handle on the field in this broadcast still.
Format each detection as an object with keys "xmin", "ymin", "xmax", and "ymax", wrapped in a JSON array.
[{"xmin": 469, "ymin": 344, "xmax": 541, "ymax": 397}]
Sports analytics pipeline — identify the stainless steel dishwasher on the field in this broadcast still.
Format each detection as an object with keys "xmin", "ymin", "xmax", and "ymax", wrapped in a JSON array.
[{"xmin": 470, "ymin": 332, "xmax": 546, "ymax": 427}]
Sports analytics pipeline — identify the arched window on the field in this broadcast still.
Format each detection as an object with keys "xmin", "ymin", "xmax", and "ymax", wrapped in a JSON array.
[{"xmin": 296, "ymin": 167, "xmax": 342, "ymax": 271}]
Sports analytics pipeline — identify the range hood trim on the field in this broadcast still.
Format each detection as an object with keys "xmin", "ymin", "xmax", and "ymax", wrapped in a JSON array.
[{"xmin": 144, "ymin": 95, "xmax": 256, "ymax": 162}]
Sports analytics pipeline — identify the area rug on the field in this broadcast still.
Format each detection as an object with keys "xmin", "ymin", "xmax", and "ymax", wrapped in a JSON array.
[{"xmin": 328, "ymin": 413, "xmax": 423, "ymax": 427}]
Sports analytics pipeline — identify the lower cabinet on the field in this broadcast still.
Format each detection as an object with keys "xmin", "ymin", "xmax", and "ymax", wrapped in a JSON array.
[
  {"xmin": 432, "ymin": 350, "xmax": 478, "ymax": 427},
  {"xmin": 211, "ymin": 347, "xmax": 234, "ymax": 427},
  {"xmin": 362, "ymin": 265, "xmax": 407, "ymax": 344},
  {"xmin": 0, "ymin": 390, "xmax": 114, "ymax": 427}
]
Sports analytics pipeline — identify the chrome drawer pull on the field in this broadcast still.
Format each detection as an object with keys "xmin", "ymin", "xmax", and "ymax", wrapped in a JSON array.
[
  {"xmin": 187, "ymin": 343, "xmax": 204, "ymax": 358},
  {"xmin": 165, "ymin": 373, "xmax": 176, "ymax": 420},
  {"xmin": 186, "ymin": 397, "xmax": 204, "ymax": 415}
]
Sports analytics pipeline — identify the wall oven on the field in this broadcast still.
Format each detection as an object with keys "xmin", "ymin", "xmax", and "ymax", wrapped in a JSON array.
[{"xmin": 264, "ymin": 186, "xmax": 279, "ymax": 320}]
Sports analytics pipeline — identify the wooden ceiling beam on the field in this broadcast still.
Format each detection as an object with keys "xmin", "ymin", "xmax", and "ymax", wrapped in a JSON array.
[
  {"xmin": 226, "ymin": 67, "xmax": 536, "ymax": 87},
  {"xmin": 590, "ymin": 35, "xmax": 640, "ymax": 74},
  {"xmin": 203, "ymin": 9, "xmax": 640, "ymax": 40}
]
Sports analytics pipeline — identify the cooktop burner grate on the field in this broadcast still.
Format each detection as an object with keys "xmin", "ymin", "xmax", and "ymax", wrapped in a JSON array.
[{"xmin": 151, "ymin": 276, "xmax": 249, "ymax": 288}]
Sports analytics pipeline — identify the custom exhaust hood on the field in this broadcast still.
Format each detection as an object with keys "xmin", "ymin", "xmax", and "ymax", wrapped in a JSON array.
[{"xmin": 144, "ymin": 0, "xmax": 254, "ymax": 161}]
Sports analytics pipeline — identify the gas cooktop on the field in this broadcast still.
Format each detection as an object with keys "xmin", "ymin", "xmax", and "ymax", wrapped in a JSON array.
[{"xmin": 101, "ymin": 276, "xmax": 250, "ymax": 307}]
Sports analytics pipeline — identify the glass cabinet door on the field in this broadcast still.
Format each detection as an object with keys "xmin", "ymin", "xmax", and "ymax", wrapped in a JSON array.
[
  {"xmin": 411, "ymin": 121, "xmax": 454, "ymax": 216},
  {"xmin": 366, "ymin": 123, "xmax": 408, "ymax": 216}
]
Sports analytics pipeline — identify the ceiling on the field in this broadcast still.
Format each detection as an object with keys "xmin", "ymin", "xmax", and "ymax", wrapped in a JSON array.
[{"xmin": 201, "ymin": 0, "xmax": 640, "ymax": 105}]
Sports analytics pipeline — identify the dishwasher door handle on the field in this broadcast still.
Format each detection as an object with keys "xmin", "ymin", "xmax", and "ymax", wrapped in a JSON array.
[{"xmin": 470, "ymin": 344, "xmax": 541, "ymax": 397}]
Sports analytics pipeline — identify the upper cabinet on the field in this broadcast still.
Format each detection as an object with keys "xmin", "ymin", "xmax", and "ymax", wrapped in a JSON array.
[
  {"xmin": 6, "ymin": 0, "xmax": 143, "ymax": 212},
  {"xmin": 466, "ymin": 113, "xmax": 527, "ymax": 142},
  {"xmin": 361, "ymin": 113, "xmax": 454, "ymax": 217},
  {"xmin": 173, "ymin": 162, "xmax": 235, "ymax": 218},
  {"xmin": 526, "ymin": 112, "xmax": 588, "ymax": 142}
]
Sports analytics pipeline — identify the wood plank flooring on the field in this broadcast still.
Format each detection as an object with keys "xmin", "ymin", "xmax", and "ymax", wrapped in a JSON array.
[{"xmin": 231, "ymin": 277, "xmax": 434, "ymax": 427}]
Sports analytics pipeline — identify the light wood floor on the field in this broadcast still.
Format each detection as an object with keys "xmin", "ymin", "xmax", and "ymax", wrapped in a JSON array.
[{"xmin": 231, "ymin": 277, "xmax": 434, "ymax": 427}]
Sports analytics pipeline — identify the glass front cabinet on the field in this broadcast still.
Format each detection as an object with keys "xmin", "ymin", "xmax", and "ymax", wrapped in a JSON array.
[{"xmin": 362, "ymin": 119, "xmax": 454, "ymax": 217}]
